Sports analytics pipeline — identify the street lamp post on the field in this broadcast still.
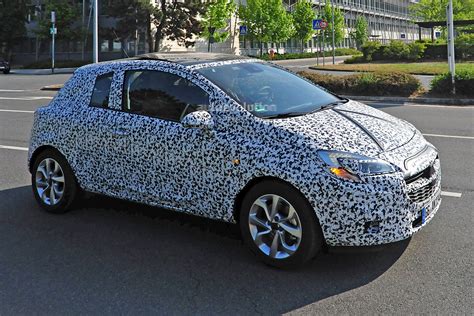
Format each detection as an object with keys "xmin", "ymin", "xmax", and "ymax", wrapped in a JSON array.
[
  {"xmin": 92, "ymin": 0, "xmax": 98, "ymax": 63},
  {"xmin": 331, "ymin": 0, "xmax": 335, "ymax": 65}
]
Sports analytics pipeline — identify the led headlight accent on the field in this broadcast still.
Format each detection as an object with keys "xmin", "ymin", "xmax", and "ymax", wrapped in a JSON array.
[{"xmin": 318, "ymin": 150, "xmax": 396, "ymax": 180}]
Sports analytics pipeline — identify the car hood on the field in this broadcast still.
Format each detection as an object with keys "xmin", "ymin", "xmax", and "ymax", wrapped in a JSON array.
[{"xmin": 267, "ymin": 100, "xmax": 416, "ymax": 157}]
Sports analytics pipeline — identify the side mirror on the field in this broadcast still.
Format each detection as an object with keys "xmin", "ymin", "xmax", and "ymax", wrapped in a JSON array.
[{"xmin": 181, "ymin": 110, "xmax": 214, "ymax": 130}]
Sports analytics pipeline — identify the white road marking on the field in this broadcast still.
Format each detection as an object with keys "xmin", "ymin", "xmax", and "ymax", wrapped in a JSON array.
[
  {"xmin": 423, "ymin": 133, "xmax": 474, "ymax": 140},
  {"xmin": 0, "ymin": 109, "xmax": 35, "ymax": 113},
  {"xmin": 0, "ymin": 145, "xmax": 28, "ymax": 151},
  {"xmin": 0, "ymin": 89, "xmax": 27, "ymax": 92},
  {"xmin": 0, "ymin": 96, "xmax": 53, "ymax": 101},
  {"xmin": 441, "ymin": 191, "xmax": 463, "ymax": 198}
]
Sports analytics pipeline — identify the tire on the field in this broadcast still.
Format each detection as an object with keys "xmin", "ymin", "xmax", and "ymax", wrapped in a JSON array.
[
  {"xmin": 3, "ymin": 69, "xmax": 10, "ymax": 74},
  {"xmin": 31, "ymin": 149, "xmax": 78, "ymax": 214},
  {"xmin": 239, "ymin": 179, "xmax": 324, "ymax": 268}
]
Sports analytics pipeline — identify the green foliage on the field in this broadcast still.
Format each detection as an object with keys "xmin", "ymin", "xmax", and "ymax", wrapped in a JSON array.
[
  {"xmin": 292, "ymin": 0, "xmax": 315, "ymax": 50},
  {"xmin": 430, "ymin": 70, "xmax": 474, "ymax": 96},
  {"xmin": 407, "ymin": 42, "xmax": 427, "ymax": 60},
  {"xmin": 382, "ymin": 40, "xmax": 410, "ymax": 60},
  {"xmin": 343, "ymin": 55, "xmax": 366, "ymax": 64},
  {"xmin": 320, "ymin": 0, "xmax": 345, "ymax": 45},
  {"xmin": 239, "ymin": 0, "xmax": 292, "ymax": 56},
  {"xmin": 37, "ymin": 0, "xmax": 81, "ymax": 42},
  {"xmin": 455, "ymin": 33, "xmax": 474, "ymax": 59},
  {"xmin": 350, "ymin": 16, "xmax": 368, "ymax": 50},
  {"xmin": 299, "ymin": 71, "xmax": 421, "ymax": 96},
  {"xmin": 410, "ymin": 0, "xmax": 474, "ymax": 22},
  {"xmin": 102, "ymin": 0, "xmax": 154, "ymax": 45},
  {"xmin": 257, "ymin": 48, "xmax": 360, "ymax": 60},
  {"xmin": 0, "ymin": 0, "xmax": 28, "ymax": 59},
  {"xmin": 202, "ymin": 0, "xmax": 236, "ymax": 43},
  {"xmin": 267, "ymin": 0, "xmax": 294, "ymax": 45},
  {"xmin": 361, "ymin": 40, "xmax": 428, "ymax": 61},
  {"xmin": 361, "ymin": 41, "xmax": 381, "ymax": 61}
]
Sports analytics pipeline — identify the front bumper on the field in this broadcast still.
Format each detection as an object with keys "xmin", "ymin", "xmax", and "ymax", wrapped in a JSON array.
[{"xmin": 313, "ymin": 156, "xmax": 441, "ymax": 247}]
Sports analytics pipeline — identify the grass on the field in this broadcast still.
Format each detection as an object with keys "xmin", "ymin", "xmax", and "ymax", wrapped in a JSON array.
[{"xmin": 311, "ymin": 61, "xmax": 474, "ymax": 75}]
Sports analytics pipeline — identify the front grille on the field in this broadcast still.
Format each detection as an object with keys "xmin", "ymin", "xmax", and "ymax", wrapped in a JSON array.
[{"xmin": 407, "ymin": 179, "xmax": 437, "ymax": 203}]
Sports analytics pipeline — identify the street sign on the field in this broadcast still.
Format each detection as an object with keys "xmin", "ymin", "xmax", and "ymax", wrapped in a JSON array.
[
  {"xmin": 50, "ymin": 27, "xmax": 57, "ymax": 35},
  {"xmin": 401, "ymin": 33, "xmax": 406, "ymax": 39},
  {"xmin": 313, "ymin": 19, "xmax": 328, "ymax": 30},
  {"xmin": 51, "ymin": 11, "xmax": 56, "ymax": 23},
  {"xmin": 239, "ymin": 25, "xmax": 248, "ymax": 35}
]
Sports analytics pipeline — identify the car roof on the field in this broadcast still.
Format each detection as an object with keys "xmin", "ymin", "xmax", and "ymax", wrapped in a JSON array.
[{"xmin": 129, "ymin": 52, "xmax": 251, "ymax": 66}]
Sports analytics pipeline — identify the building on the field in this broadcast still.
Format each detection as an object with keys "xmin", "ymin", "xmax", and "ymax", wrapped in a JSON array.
[{"xmin": 10, "ymin": 0, "xmax": 429, "ymax": 65}]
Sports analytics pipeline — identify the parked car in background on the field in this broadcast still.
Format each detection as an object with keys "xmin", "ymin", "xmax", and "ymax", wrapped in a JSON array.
[
  {"xmin": 28, "ymin": 53, "xmax": 441, "ymax": 268},
  {"xmin": 0, "ymin": 58, "xmax": 10, "ymax": 74}
]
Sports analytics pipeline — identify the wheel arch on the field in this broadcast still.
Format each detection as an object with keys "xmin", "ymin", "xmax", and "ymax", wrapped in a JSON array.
[
  {"xmin": 29, "ymin": 145, "xmax": 65, "ymax": 173},
  {"xmin": 233, "ymin": 176, "xmax": 319, "ymax": 225}
]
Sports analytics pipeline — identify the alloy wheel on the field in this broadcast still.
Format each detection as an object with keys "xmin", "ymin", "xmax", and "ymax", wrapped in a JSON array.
[
  {"xmin": 248, "ymin": 194, "xmax": 302, "ymax": 259},
  {"xmin": 35, "ymin": 158, "xmax": 65, "ymax": 206}
]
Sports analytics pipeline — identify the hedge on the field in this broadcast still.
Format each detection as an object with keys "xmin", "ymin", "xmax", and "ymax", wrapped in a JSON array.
[
  {"xmin": 23, "ymin": 60, "xmax": 90, "ymax": 69},
  {"xmin": 256, "ymin": 48, "xmax": 361, "ymax": 61},
  {"xmin": 299, "ymin": 71, "xmax": 421, "ymax": 96},
  {"xmin": 355, "ymin": 40, "xmax": 474, "ymax": 63},
  {"xmin": 430, "ymin": 70, "xmax": 474, "ymax": 97}
]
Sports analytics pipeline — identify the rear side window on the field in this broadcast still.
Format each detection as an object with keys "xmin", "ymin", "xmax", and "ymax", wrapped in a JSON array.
[
  {"xmin": 122, "ymin": 70, "xmax": 209, "ymax": 122},
  {"xmin": 90, "ymin": 72, "xmax": 113, "ymax": 108}
]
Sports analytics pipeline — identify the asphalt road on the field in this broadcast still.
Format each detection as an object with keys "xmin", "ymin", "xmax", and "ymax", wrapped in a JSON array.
[{"xmin": 0, "ymin": 74, "xmax": 473, "ymax": 314}]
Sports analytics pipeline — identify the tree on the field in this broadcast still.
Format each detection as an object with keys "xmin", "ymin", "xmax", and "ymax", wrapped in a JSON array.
[
  {"xmin": 292, "ymin": 0, "xmax": 315, "ymax": 52},
  {"xmin": 37, "ymin": 0, "xmax": 81, "ymax": 43},
  {"xmin": 320, "ymin": 0, "xmax": 345, "ymax": 45},
  {"xmin": 202, "ymin": 0, "xmax": 236, "ymax": 51},
  {"xmin": 0, "ymin": 0, "xmax": 28, "ymax": 60},
  {"xmin": 350, "ymin": 16, "xmax": 368, "ymax": 50},
  {"xmin": 103, "ymin": 0, "xmax": 154, "ymax": 55},
  {"xmin": 239, "ymin": 0, "xmax": 292, "ymax": 56},
  {"xmin": 152, "ymin": 0, "xmax": 205, "ymax": 52},
  {"xmin": 410, "ymin": 0, "xmax": 474, "ymax": 22}
]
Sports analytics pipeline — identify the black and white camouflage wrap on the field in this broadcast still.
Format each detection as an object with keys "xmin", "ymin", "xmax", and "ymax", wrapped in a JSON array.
[{"xmin": 28, "ymin": 58, "xmax": 441, "ymax": 247}]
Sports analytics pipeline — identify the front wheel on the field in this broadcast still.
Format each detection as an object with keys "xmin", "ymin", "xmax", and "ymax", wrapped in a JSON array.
[
  {"xmin": 239, "ymin": 180, "xmax": 324, "ymax": 268},
  {"xmin": 31, "ymin": 149, "xmax": 78, "ymax": 213}
]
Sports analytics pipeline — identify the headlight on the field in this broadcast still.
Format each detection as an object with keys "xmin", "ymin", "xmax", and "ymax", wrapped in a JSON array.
[{"xmin": 317, "ymin": 150, "xmax": 396, "ymax": 181}]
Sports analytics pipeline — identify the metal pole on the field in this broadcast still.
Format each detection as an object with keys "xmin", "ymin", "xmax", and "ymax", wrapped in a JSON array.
[
  {"xmin": 331, "ymin": 0, "xmax": 335, "ymax": 64},
  {"xmin": 51, "ymin": 11, "xmax": 55, "ymax": 74},
  {"xmin": 446, "ymin": 0, "xmax": 456, "ymax": 94},
  {"xmin": 82, "ymin": 0, "xmax": 85, "ymax": 60},
  {"xmin": 92, "ymin": 0, "xmax": 98, "ymax": 63}
]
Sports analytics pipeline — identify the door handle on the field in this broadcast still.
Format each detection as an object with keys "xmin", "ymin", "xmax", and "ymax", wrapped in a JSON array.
[{"xmin": 113, "ymin": 126, "xmax": 129, "ymax": 136}]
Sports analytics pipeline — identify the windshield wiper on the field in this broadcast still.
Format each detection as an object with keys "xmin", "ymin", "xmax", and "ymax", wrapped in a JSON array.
[
  {"xmin": 260, "ymin": 112, "xmax": 308, "ymax": 119},
  {"xmin": 308, "ymin": 98, "xmax": 350, "ymax": 114}
]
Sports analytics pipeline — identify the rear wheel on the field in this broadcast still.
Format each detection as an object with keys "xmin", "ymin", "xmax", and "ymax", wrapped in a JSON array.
[
  {"xmin": 32, "ymin": 149, "xmax": 78, "ymax": 213},
  {"xmin": 239, "ymin": 180, "xmax": 324, "ymax": 268}
]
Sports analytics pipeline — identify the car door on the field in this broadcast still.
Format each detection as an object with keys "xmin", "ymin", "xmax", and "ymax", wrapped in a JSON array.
[
  {"xmin": 74, "ymin": 71, "xmax": 125, "ymax": 195},
  {"xmin": 112, "ymin": 67, "xmax": 221, "ymax": 211}
]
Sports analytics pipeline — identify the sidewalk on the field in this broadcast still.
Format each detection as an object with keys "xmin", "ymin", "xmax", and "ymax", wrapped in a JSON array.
[{"xmin": 10, "ymin": 68, "xmax": 77, "ymax": 75}]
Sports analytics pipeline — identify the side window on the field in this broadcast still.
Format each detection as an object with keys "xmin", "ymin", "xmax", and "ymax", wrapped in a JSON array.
[
  {"xmin": 90, "ymin": 72, "xmax": 113, "ymax": 108},
  {"xmin": 122, "ymin": 70, "xmax": 210, "ymax": 121}
]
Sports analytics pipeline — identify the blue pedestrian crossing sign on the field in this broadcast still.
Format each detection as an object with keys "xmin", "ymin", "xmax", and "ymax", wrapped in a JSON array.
[
  {"xmin": 312, "ymin": 19, "xmax": 328, "ymax": 30},
  {"xmin": 239, "ymin": 25, "xmax": 248, "ymax": 35}
]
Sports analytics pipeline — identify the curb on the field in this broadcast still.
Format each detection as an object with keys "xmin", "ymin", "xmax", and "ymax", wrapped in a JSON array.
[
  {"xmin": 343, "ymin": 95, "xmax": 474, "ymax": 106},
  {"xmin": 41, "ymin": 84, "xmax": 64, "ymax": 91}
]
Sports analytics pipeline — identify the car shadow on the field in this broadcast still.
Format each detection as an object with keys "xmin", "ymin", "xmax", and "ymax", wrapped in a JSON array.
[{"xmin": 0, "ymin": 185, "xmax": 410, "ymax": 314}]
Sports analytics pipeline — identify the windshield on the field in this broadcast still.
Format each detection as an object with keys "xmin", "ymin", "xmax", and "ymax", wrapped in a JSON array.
[{"xmin": 197, "ymin": 62, "xmax": 341, "ymax": 118}]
